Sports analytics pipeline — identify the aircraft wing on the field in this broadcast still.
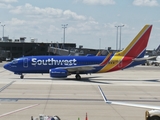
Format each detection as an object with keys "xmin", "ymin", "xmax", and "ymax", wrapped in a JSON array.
[
  {"xmin": 133, "ymin": 56, "xmax": 156, "ymax": 61},
  {"xmin": 98, "ymin": 85, "xmax": 160, "ymax": 110},
  {"xmin": 56, "ymin": 64, "xmax": 99, "ymax": 72}
]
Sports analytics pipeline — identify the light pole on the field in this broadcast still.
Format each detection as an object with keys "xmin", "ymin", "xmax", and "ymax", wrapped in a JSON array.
[
  {"xmin": 1, "ymin": 24, "xmax": 5, "ymax": 39},
  {"xmin": 115, "ymin": 26, "xmax": 119, "ymax": 51},
  {"xmin": 62, "ymin": 24, "xmax": 68, "ymax": 48},
  {"xmin": 119, "ymin": 25, "xmax": 124, "ymax": 50},
  {"xmin": 99, "ymin": 38, "xmax": 101, "ymax": 50},
  {"xmin": 0, "ymin": 22, "xmax": 2, "ymax": 40}
]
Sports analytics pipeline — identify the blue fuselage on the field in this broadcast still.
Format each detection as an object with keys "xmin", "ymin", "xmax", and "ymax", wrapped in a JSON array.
[
  {"xmin": 4, "ymin": 55, "xmax": 145, "ymax": 75},
  {"xmin": 4, "ymin": 56, "xmax": 104, "ymax": 74}
]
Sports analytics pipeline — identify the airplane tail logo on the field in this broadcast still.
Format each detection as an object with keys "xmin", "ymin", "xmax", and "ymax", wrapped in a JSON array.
[
  {"xmin": 99, "ymin": 25, "xmax": 152, "ymax": 72},
  {"xmin": 115, "ymin": 25, "xmax": 152, "ymax": 58}
]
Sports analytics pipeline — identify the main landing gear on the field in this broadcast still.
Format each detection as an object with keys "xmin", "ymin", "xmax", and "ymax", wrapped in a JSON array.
[
  {"xmin": 75, "ymin": 74, "xmax": 81, "ymax": 80},
  {"xmin": 20, "ymin": 74, "xmax": 24, "ymax": 79}
]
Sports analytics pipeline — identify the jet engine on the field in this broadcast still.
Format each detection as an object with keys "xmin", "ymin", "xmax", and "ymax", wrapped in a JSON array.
[{"xmin": 49, "ymin": 68, "xmax": 68, "ymax": 78}]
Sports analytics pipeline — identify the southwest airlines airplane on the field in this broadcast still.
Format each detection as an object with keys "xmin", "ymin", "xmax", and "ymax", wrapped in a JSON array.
[{"xmin": 4, "ymin": 25, "xmax": 153, "ymax": 80}]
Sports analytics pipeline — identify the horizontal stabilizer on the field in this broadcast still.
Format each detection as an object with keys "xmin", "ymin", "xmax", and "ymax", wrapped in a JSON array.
[{"xmin": 133, "ymin": 56, "xmax": 156, "ymax": 61}]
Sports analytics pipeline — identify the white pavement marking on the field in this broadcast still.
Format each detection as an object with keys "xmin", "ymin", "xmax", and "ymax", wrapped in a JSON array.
[
  {"xmin": 0, "ymin": 104, "xmax": 39, "ymax": 118},
  {"xmin": 0, "ymin": 81, "xmax": 15, "ymax": 92}
]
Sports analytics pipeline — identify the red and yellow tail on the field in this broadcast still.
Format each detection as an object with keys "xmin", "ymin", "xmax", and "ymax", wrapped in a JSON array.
[
  {"xmin": 115, "ymin": 25, "xmax": 152, "ymax": 58},
  {"xmin": 99, "ymin": 25, "xmax": 152, "ymax": 73}
]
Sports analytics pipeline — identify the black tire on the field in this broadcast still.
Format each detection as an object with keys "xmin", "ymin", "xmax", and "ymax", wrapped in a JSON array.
[
  {"xmin": 75, "ymin": 74, "xmax": 81, "ymax": 80},
  {"xmin": 20, "ymin": 75, "xmax": 24, "ymax": 79},
  {"xmin": 151, "ymin": 116, "xmax": 160, "ymax": 120}
]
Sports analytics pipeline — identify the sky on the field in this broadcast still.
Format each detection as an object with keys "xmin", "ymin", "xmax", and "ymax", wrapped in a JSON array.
[{"xmin": 0, "ymin": 0, "xmax": 160, "ymax": 50}]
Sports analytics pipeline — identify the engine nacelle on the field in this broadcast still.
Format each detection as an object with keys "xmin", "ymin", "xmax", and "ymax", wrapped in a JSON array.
[{"xmin": 49, "ymin": 68, "xmax": 68, "ymax": 78}]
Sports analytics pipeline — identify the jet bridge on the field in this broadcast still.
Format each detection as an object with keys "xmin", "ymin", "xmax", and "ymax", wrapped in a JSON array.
[{"xmin": 48, "ymin": 43, "xmax": 84, "ymax": 56}]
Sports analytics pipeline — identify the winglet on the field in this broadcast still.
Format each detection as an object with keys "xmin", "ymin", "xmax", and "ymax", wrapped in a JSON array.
[
  {"xmin": 98, "ymin": 85, "xmax": 111, "ymax": 104},
  {"xmin": 96, "ymin": 51, "xmax": 101, "ymax": 56}
]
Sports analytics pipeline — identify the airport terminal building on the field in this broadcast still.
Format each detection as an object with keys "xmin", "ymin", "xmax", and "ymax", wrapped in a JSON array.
[
  {"xmin": 0, "ymin": 37, "xmax": 76, "ymax": 61},
  {"xmin": 0, "ymin": 37, "xmax": 158, "ymax": 61}
]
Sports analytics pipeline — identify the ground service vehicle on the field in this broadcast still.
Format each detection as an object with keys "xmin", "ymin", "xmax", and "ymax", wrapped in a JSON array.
[
  {"xmin": 31, "ymin": 114, "xmax": 61, "ymax": 120},
  {"xmin": 145, "ymin": 110, "xmax": 160, "ymax": 120}
]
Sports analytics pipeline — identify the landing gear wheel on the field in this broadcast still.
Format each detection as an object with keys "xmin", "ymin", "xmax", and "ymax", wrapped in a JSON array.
[
  {"xmin": 151, "ymin": 116, "xmax": 160, "ymax": 120},
  {"xmin": 75, "ymin": 74, "xmax": 81, "ymax": 80},
  {"xmin": 20, "ymin": 75, "xmax": 24, "ymax": 79}
]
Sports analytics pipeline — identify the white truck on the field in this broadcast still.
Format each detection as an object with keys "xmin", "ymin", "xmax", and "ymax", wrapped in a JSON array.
[
  {"xmin": 145, "ymin": 110, "xmax": 160, "ymax": 120},
  {"xmin": 150, "ymin": 56, "xmax": 160, "ymax": 66}
]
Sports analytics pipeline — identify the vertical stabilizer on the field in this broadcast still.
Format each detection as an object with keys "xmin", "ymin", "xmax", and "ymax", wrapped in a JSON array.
[{"xmin": 115, "ymin": 25, "xmax": 152, "ymax": 58}]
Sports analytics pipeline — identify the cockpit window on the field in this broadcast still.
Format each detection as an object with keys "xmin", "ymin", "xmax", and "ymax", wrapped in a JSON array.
[{"xmin": 12, "ymin": 60, "xmax": 18, "ymax": 64}]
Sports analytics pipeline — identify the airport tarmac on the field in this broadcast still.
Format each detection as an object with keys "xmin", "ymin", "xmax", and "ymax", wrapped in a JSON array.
[{"xmin": 0, "ymin": 62, "xmax": 160, "ymax": 120}]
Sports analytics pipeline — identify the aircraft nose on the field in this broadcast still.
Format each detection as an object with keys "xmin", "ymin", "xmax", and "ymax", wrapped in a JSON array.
[{"xmin": 3, "ymin": 63, "xmax": 10, "ymax": 70}]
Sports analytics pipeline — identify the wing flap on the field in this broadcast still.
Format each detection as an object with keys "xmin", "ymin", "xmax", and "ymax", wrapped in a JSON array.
[{"xmin": 56, "ymin": 64, "xmax": 99, "ymax": 72}]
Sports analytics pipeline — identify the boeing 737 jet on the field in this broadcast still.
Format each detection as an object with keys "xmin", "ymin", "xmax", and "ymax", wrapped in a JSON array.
[{"xmin": 4, "ymin": 25, "xmax": 153, "ymax": 80}]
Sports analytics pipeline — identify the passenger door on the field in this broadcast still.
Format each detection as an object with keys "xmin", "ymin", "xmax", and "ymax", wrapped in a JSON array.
[{"xmin": 23, "ymin": 58, "xmax": 28, "ymax": 68}]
